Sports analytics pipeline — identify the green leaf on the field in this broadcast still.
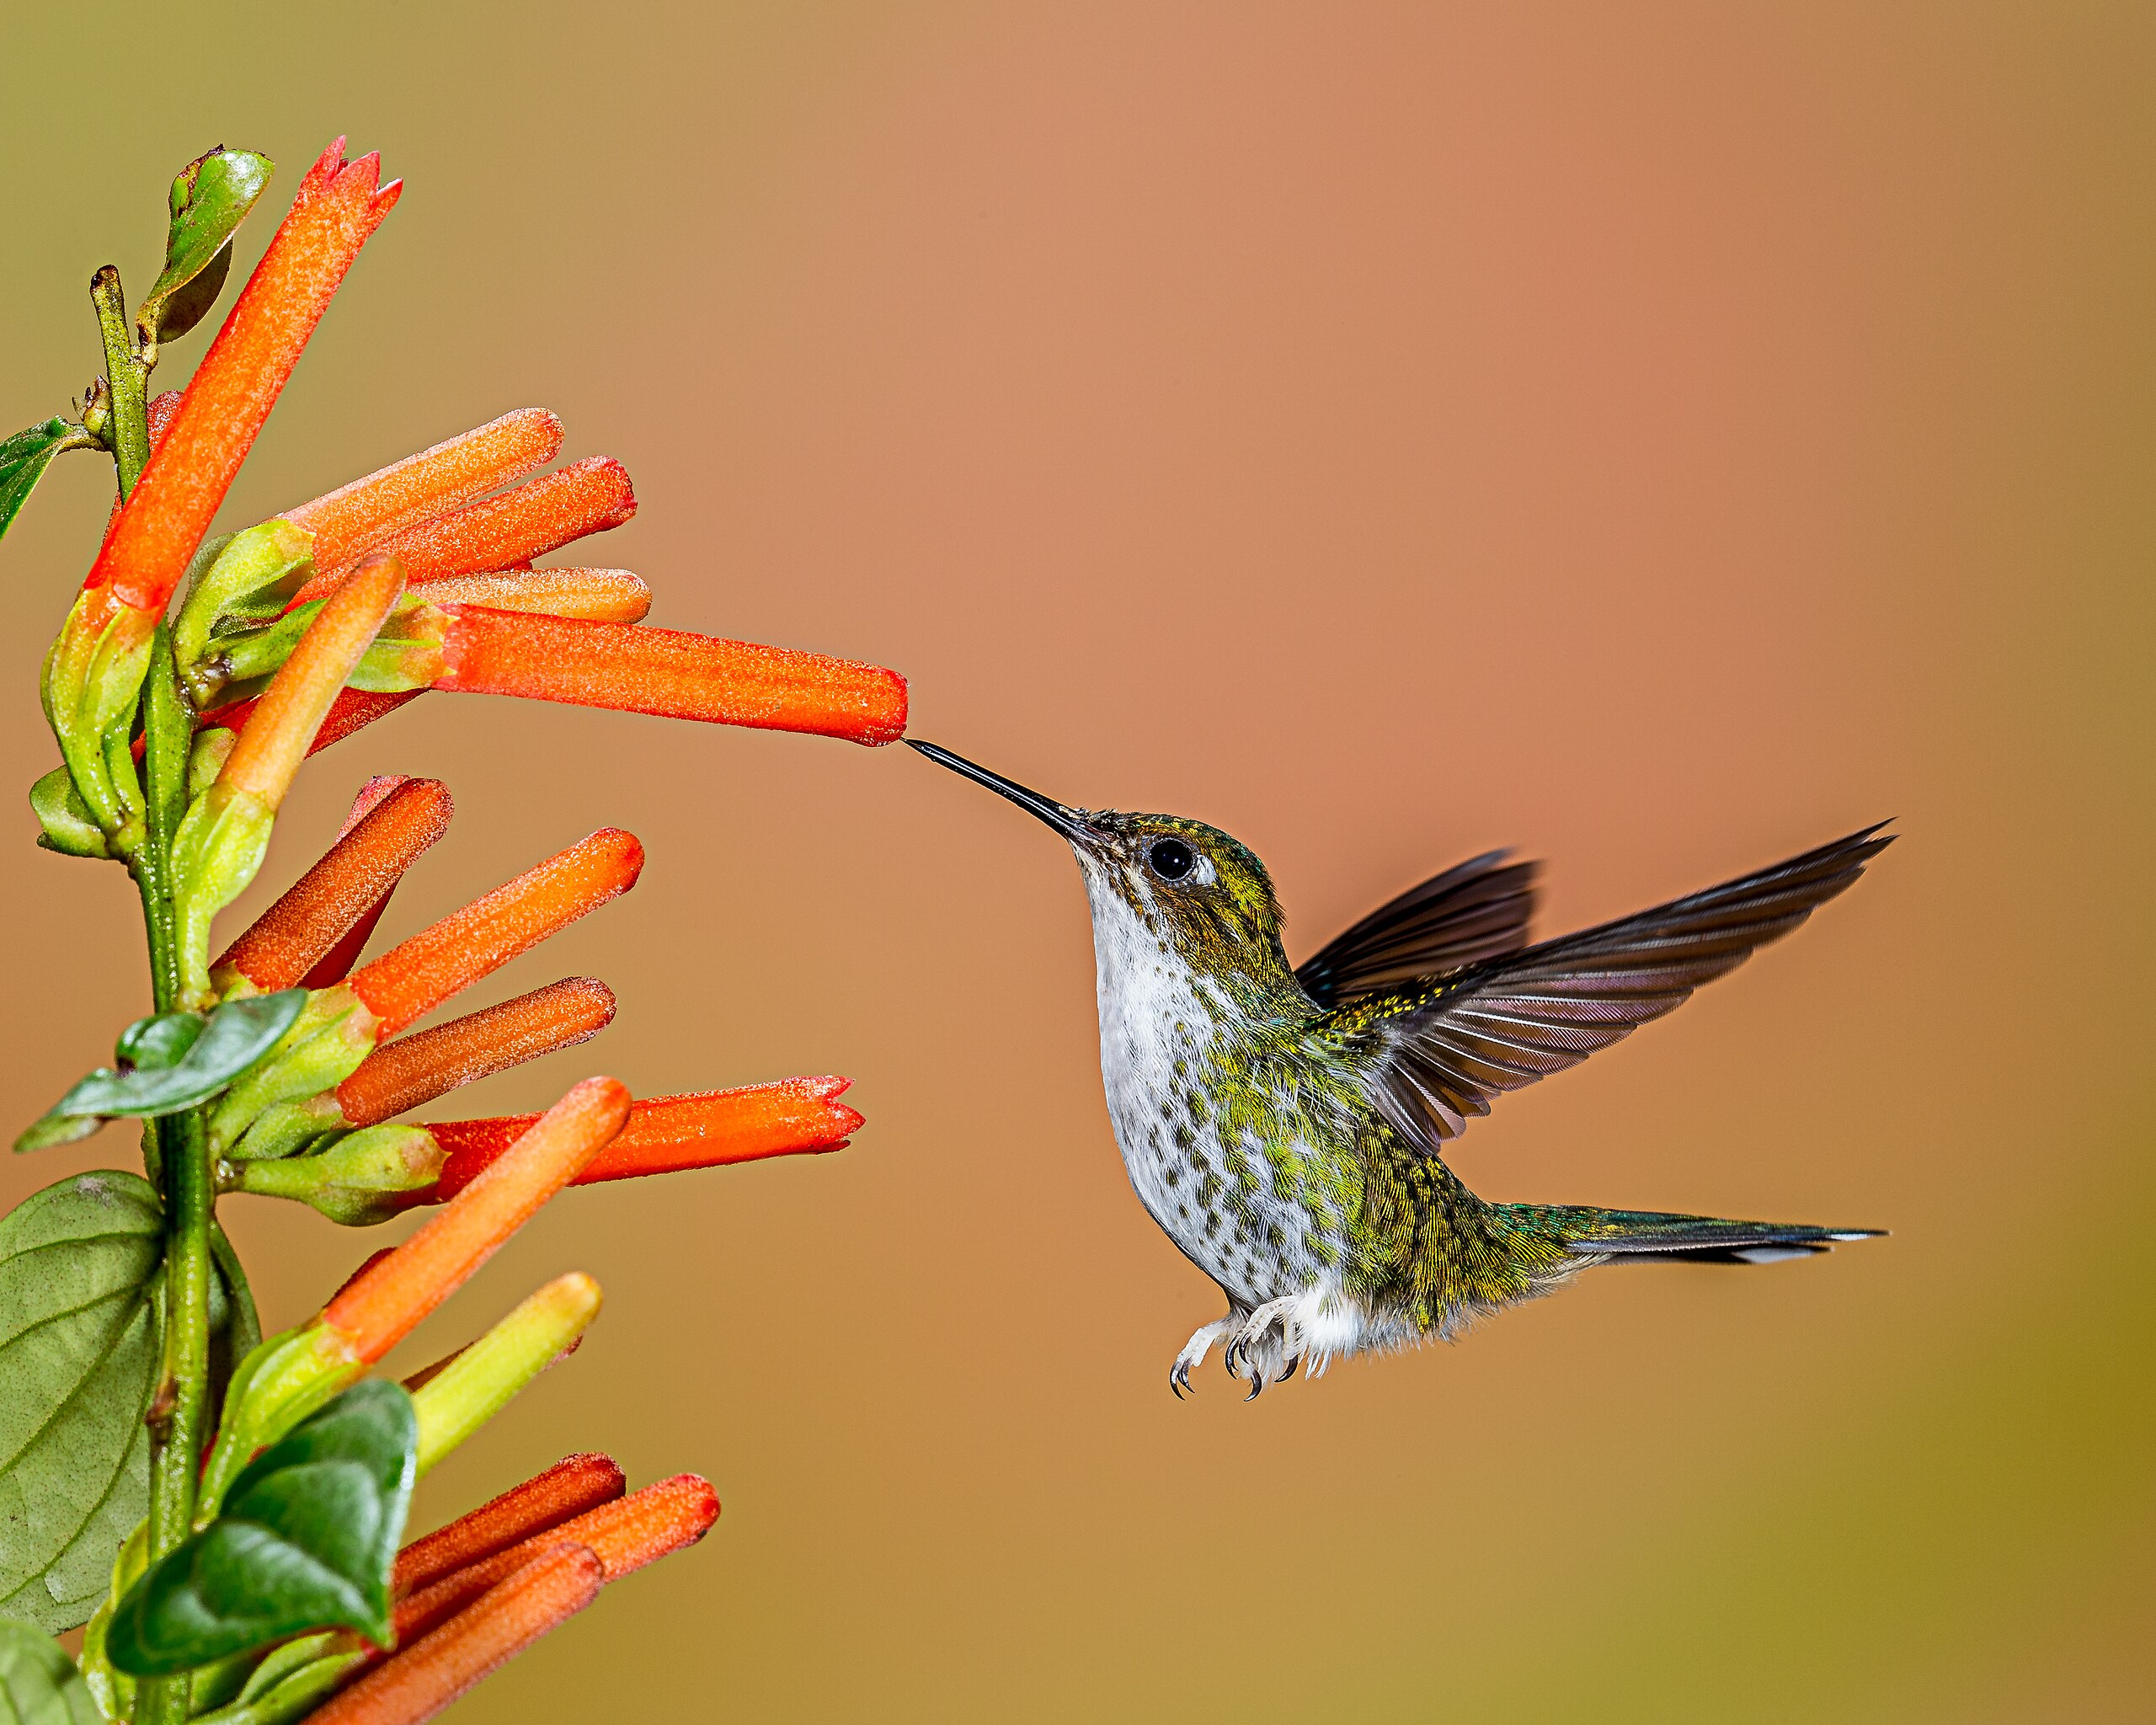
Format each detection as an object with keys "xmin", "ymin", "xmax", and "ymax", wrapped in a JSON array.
[
  {"xmin": 137, "ymin": 148, "xmax": 273, "ymax": 347},
  {"xmin": 171, "ymin": 522, "xmax": 316, "ymax": 705},
  {"xmin": 15, "ymin": 993, "xmax": 307, "ymax": 1151},
  {"xmin": 0, "ymin": 1621, "xmax": 99, "ymax": 1725},
  {"xmin": 0, "ymin": 421, "xmax": 95, "ymax": 546},
  {"xmin": 153, "ymin": 243, "xmax": 232, "ymax": 345},
  {"xmin": 105, "ymin": 1381, "xmax": 416, "ymax": 1677},
  {"xmin": 27, "ymin": 769, "xmax": 111, "ymax": 862},
  {"xmin": 115, "ymin": 1012, "xmax": 205, "ymax": 1074},
  {"xmin": 0, "ymin": 1175, "xmax": 163, "ymax": 1635}
]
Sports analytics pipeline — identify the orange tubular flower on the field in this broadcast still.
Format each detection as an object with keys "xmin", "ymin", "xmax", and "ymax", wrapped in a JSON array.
[
  {"xmin": 337, "ymin": 977, "xmax": 617, "ymax": 1127},
  {"xmin": 301, "ymin": 775, "xmax": 440, "ymax": 987},
  {"xmin": 171, "ymin": 558, "xmax": 409, "ymax": 1004},
  {"xmin": 403, "ymin": 567, "xmax": 652, "ymax": 624},
  {"xmin": 286, "ymin": 409, "xmax": 565, "ymax": 582},
  {"xmin": 547, "ymin": 1472, "xmax": 720, "ymax": 1580},
  {"xmin": 307, "ymin": 1545, "xmax": 606, "ymax": 1725},
  {"xmin": 292, "ymin": 457, "xmax": 637, "ymax": 606},
  {"xmin": 435, "ymin": 609, "xmax": 909, "ymax": 745},
  {"xmin": 213, "ymin": 776, "xmax": 452, "ymax": 992},
  {"xmin": 322, "ymin": 1076, "xmax": 628, "ymax": 1364},
  {"xmin": 394, "ymin": 1454, "xmax": 626, "ymax": 1599},
  {"xmin": 427, "ymin": 1076, "xmax": 861, "ymax": 1199},
  {"xmin": 345, "ymin": 829, "xmax": 643, "ymax": 1037},
  {"xmin": 384, "ymin": 456, "xmax": 635, "ymax": 583},
  {"xmin": 390, "ymin": 1474, "xmax": 718, "ymax": 1649},
  {"xmin": 219, "ymin": 556, "xmax": 408, "ymax": 812},
  {"xmin": 85, "ymin": 139, "xmax": 398, "ymax": 619}
]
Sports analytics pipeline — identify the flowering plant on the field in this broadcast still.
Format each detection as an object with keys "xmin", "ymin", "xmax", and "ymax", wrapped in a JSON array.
[{"xmin": 0, "ymin": 140, "xmax": 904, "ymax": 1724}]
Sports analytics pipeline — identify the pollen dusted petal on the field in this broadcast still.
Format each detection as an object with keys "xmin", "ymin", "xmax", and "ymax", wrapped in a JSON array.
[
  {"xmin": 426, "ymin": 1076, "xmax": 860, "ymax": 1199},
  {"xmin": 346, "ymin": 829, "xmax": 643, "ymax": 1036},
  {"xmin": 214, "ymin": 776, "xmax": 452, "ymax": 992},
  {"xmin": 407, "ymin": 566, "xmax": 653, "ymax": 624},
  {"xmin": 322, "ymin": 1076, "xmax": 628, "ymax": 1363},
  {"xmin": 435, "ymin": 608, "xmax": 909, "ymax": 745},
  {"xmin": 218, "ymin": 555, "xmax": 408, "ymax": 811},
  {"xmin": 322, "ymin": 456, "xmax": 636, "ymax": 594},
  {"xmin": 337, "ymin": 977, "xmax": 616, "ymax": 1126},
  {"xmin": 542, "ymin": 1473, "xmax": 719, "ymax": 1581},
  {"xmin": 87, "ymin": 139, "xmax": 398, "ymax": 617},
  {"xmin": 390, "ymin": 1472, "xmax": 718, "ymax": 1648},
  {"xmin": 287, "ymin": 408, "xmax": 565, "ymax": 581},
  {"xmin": 394, "ymin": 1453, "xmax": 625, "ymax": 1598}
]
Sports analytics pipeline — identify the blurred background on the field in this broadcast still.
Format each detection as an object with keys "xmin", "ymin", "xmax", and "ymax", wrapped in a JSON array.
[{"xmin": 3, "ymin": 4, "xmax": 2151, "ymax": 1719}]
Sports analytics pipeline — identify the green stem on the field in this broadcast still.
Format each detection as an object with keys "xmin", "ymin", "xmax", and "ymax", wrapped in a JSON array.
[
  {"xmin": 141, "ymin": 628, "xmax": 192, "ymax": 1013},
  {"xmin": 137, "ymin": 1111, "xmax": 210, "ymax": 1725},
  {"xmin": 99, "ymin": 266, "xmax": 206, "ymax": 1725},
  {"xmin": 89, "ymin": 266, "xmax": 152, "ymax": 496}
]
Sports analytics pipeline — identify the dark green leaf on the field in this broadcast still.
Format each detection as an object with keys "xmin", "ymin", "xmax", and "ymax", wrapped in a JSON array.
[
  {"xmin": 0, "ymin": 1621, "xmax": 99, "ymax": 1725},
  {"xmin": 0, "ymin": 422, "xmax": 95, "ymax": 545},
  {"xmin": 106, "ymin": 1381, "xmax": 416, "ymax": 1677},
  {"xmin": 153, "ymin": 243, "xmax": 232, "ymax": 345},
  {"xmin": 137, "ymin": 148, "xmax": 273, "ymax": 346},
  {"xmin": 115, "ymin": 1013, "xmax": 205, "ymax": 1074},
  {"xmin": 16, "ymin": 992, "xmax": 307, "ymax": 1151},
  {"xmin": 0, "ymin": 1175, "xmax": 163, "ymax": 1634}
]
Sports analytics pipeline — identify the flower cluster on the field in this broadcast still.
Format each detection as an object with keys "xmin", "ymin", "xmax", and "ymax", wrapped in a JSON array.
[{"xmin": 1, "ymin": 136, "xmax": 901, "ymax": 1725}]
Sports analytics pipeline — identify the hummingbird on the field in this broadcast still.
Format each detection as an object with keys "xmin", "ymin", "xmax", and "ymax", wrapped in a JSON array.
[{"xmin": 908, "ymin": 740, "xmax": 1889, "ymax": 1397}]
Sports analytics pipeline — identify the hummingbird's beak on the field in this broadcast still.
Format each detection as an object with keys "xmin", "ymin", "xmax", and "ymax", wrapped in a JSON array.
[{"xmin": 905, "ymin": 740, "xmax": 1089, "ymax": 839}]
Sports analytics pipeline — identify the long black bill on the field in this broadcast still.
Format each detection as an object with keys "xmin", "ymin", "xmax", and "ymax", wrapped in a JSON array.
[{"xmin": 905, "ymin": 740, "xmax": 1089, "ymax": 838}]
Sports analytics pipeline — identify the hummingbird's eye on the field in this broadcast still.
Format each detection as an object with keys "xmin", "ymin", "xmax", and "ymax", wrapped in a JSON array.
[{"xmin": 1147, "ymin": 837, "xmax": 1197, "ymax": 882}]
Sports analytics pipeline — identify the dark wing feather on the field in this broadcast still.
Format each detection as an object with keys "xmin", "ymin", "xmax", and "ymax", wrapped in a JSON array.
[
  {"xmin": 1321, "ymin": 824, "xmax": 1893, "ymax": 1151},
  {"xmin": 1295, "ymin": 852, "xmax": 1540, "ymax": 1009}
]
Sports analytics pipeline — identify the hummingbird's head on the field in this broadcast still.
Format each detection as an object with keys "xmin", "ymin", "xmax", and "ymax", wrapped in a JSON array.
[{"xmin": 906, "ymin": 741, "xmax": 1293, "ymax": 991}]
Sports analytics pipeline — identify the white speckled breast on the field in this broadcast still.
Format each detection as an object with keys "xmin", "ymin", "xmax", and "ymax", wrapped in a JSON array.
[{"xmin": 1080, "ymin": 869, "xmax": 1322, "ymax": 1309}]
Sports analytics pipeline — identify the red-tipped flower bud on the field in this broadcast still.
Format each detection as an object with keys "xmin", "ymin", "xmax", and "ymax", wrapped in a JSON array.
[
  {"xmin": 214, "ymin": 777, "xmax": 452, "ymax": 993},
  {"xmin": 321, "ymin": 1077, "xmax": 627, "ymax": 1364},
  {"xmin": 294, "ymin": 457, "xmax": 634, "ymax": 605},
  {"xmin": 307, "ymin": 1545, "xmax": 604, "ymax": 1725},
  {"xmin": 347, "ymin": 830, "xmax": 643, "ymax": 1037},
  {"xmin": 339, "ymin": 978, "xmax": 616, "ymax": 1126},
  {"xmin": 394, "ymin": 1455, "xmax": 625, "ymax": 1599},
  {"xmin": 287, "ymin": 409, "xmax": 565, "ymax": 581}
]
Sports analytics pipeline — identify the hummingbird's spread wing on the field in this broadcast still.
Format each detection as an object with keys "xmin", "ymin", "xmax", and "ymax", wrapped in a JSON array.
[
  {"xmin": 1294, "ymin": 852, "xmax": 1540, "ymax": 1009},
  {"xmin": 1318, "ymin": 825, "xmax": 1892, "ymax": 1148}
]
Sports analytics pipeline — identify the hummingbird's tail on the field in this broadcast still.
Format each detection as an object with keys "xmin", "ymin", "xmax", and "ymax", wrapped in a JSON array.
[{"xmin": 1503, "ymin": 1203, "xmax": 1883, "ymax": 1265}]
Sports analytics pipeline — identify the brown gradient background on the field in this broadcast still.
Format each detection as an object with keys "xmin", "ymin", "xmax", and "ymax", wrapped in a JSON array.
[{"xmin": 4, "ymin": 5, "xmax": 2153, "ymax": 1720}]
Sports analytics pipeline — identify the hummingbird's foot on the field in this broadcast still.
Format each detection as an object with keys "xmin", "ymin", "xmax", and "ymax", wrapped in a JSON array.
[
  {"xmin": 1170, "ymin": 1316, "xmax": 1239, "ymax": 1398},
  {"xmin": 1224, "ymin": 1298, "xmax": 1310, "ymax": 1399}
]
